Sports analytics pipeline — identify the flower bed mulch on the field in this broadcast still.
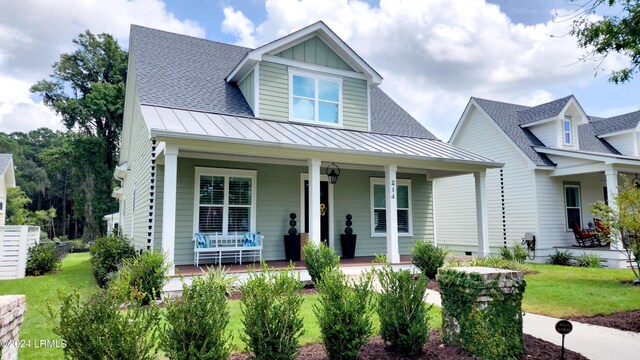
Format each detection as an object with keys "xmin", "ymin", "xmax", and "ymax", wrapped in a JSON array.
[
  {"xmin": 569, "ymin": 310, "xmax": 640, "ymax": 333},
  {"xmin": 230, "ymin": 330, "xmax": 587, "ymax": 359}
]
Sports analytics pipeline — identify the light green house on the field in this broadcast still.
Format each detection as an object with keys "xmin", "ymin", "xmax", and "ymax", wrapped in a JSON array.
[{"xmin": 115, "ymin": 22, "xmax": 500, "ymax": 274}]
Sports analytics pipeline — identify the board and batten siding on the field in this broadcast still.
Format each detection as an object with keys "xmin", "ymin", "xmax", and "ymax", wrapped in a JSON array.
[
  {"xmin": 257, "ymin": 61, "xmax": 369, "ymax": 132},
  {"xmin": 274, "ymin": 36, "xmax": 354, "ymax": 71},
  {"xmin": 434, "ymin": 106, "xmax": 535, "ymax": 255},
  {"xmin": 238, "ymin": 69, "xmax": 255, "ymax": 113},
  {"xmin": 153, "ymin": 158, "xmax": 432, "ymax": 265}
]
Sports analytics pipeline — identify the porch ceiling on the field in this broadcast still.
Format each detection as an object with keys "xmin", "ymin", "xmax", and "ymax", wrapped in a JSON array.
[{"xmin": 141, "ymin": 105, "xmax": 502, "ymax": 170}]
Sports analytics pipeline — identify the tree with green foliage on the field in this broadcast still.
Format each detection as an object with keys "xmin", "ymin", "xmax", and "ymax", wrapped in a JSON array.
[
  {"xmin": 568, "ymin": 0, "xmax": 640, "ymax": 83},
  {"xmin": 6, "ymin": 186, "xmax": 31, "ymax": 225},
  {"xmin": 31, "ymin": 30, "xmax": 127, "ymax": 168},
  {"xmin": 592, "ymin": 175, "xmax": 640, "ymax": 283}
]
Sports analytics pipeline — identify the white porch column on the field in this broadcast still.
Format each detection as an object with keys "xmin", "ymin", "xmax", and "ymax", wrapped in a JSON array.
[
  {"xmin": 474, "ymin": 170, "xmax": 490, "ymax": 258},
  {"xmin": 308, "ymin": 159, "xmax": 321, "ymax": 244},
  {"xmin": 605, "ymin": 166, "xmax": 622, "ymax": 250},
  {"xmin": 162, "ymin": 144, "xmax": 178, "ymax": 275},
  {"xmin": 385, "ymin": 164, "xmax": 400, "ymax": 263}
]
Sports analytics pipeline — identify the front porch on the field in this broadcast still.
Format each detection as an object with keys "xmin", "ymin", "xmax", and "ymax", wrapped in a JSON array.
[{"xmin": 554, "ymin": 245, "xmax": 631, "ymax": 268}]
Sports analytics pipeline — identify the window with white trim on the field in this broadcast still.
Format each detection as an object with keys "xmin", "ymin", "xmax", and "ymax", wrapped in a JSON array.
[
  {"xmin": 290, "ymin": 71, "xmax": 341, "ymax": 125},
  {"xmin": 370, "ymin": 178, "xmax": 412, "ymax": 236},
  {"xmin": 563, "ymin": 116, "xmax": 572, "ymax": 145},
  {"xmin": 194, "ymin": 168, "xmax": 257, "ymax": 236},
  {"xmin": 564, "ymin": 183, "xmax": 581, "ymax": 230}
]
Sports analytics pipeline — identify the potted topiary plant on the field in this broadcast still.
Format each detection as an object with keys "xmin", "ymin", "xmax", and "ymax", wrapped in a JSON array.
[
  {"xmin": 283, "ymin": 213, "xmax": 301, "ymax": 261},
  {"xmin": 340, "ymin": 214, "xmax": 357, "ymax": 259}
]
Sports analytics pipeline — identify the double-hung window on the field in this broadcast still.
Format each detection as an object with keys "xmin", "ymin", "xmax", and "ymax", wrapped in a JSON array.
[
  {"xmin": 195, "ymin": 168, "xmax": 257, "ymax": 236},
  {"xmin": 564, "ymin": 183, "xmax": 581, "ymax": 230},
  {"xmin": 563, "ymin": 116, "xmax": 572, "ymax": 145},
  {"xmin": 290, "ymin": 71, "xmax": 341, "ymax": 125},
  {"xmin": 370, "ymin": 178, "xmax": 412, "ymax": 236}
]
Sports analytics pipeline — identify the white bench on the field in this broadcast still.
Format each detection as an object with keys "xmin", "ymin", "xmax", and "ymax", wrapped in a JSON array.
[{"xmin": 193, "ymin": 232, "xmax": 263, "ymax": 267}]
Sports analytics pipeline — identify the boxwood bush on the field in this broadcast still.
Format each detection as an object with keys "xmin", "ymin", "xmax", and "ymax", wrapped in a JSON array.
[
  {"xmin": 161, "ymin": 267, "xmax": 235, "ymax": 360},
  {"xmin": 109, "ymin": 250, "xmax": 169, "ymax": 305},
  {"xmin": 25, "ymin": 242, "xmax": 61, "ymax": 276},
  {"xmin": 90, "ymin": 235, "xmax": 136, "ymax": 287},
  {"xmin": 303, "ymin": 242, "xmax": 339, "ymax": 285},
  {"xmin": 241, "ymin": 263, "xmax": 304, "ymax": 360},
  {"xmin": 376, "ymin": 264, "xmax": 431, "ymax": 356},
  {"xmin": 314, "ymin": 268, "xmax": 374, "ymax": 360},
  {"xmin": 410, "ymin": 240, "xmax": 448, "ymax": 278}
]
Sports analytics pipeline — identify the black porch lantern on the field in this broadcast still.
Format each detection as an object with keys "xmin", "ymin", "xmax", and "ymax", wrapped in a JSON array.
[{"xmin": 326, "ymin": 162, "xmax": 341, "ymax": 184}]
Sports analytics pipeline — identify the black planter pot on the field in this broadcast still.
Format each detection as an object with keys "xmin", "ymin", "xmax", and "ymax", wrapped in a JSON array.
[
  {"xmin": 284, "ymin": 234, "xmax": 301, "ymax": 261},
  {"xmin": 340, "ymin": 234, "xmax": 357, "ymax": 259}
]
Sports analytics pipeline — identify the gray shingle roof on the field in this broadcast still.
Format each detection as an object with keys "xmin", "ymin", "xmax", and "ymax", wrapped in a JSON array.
[
  {"xmin": 0, "ymin": 154, "xmax": 12, "ymax": 174},
  {"xmin": 590, "ymin": 110, "xmax": 640, "ymax": 136},
  {"xmin": 517, "ymin": 95, "xmax": 573, "ymax": 124},
  {"xmin": 130, "ymin": 25, "xmax": 435, "ymax": 139},
  {"xmin": 472, "ymin": 97, "xmax": 621, "ymax": 167}
]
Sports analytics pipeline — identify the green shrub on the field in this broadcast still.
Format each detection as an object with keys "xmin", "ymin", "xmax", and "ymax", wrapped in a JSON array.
[
  {"xmin": 548, "ymin": 249, "xmax": 574, "ymax": 266},
  {"xmin": 376, "ymin": 265, "xmax": 431, "ymax": 356},
  {"xmin": 49, "ymin": 290, "xmax": 160, "ymax": 360},
  {"xmin": 110, "ymin": 250, "xmax": 169, "ymax": 305},
  {"xmin": 499, "ymin": 243, "xmax": 528, "ymax": 263},
  {"xmin": 90, "ymin": 235, "xmax": 136, "ymax": 287},
  {"xmin": 410, "ymin": 241, "xmax": 448, "ymax": 278},
  {"xmin": 25, "ymin": 243, "xmax": 61, "ymax": 276},
  {"xmin": 576, "ymin": 253, "xmax": 602, "ymax": 268},
  {"xmin": 162, "ymin": 267, "xmax": 236, "ymax": 360},
  {"xmin": 464, "ymin": 257, "xmax": 531, "ymax": 273},
  {"xmin": 241, "ymin": 263, "xmax": 304, "ymax": 360},
  {"xmin": 303, "ymin": 242, "xmax": 339, "ymax": 284},
  {"xmin": 314, "ymin": 267, "xmax": 374, "ymax": 360},
  {"xmin": 439, "ymin": 269, "xmax": 526, "ymax": 359}
]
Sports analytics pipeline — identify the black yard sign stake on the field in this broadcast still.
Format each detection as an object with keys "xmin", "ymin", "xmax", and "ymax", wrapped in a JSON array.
[{"xmin": 555, "ymin": 320, "xmax": 573, "ymax": 360}]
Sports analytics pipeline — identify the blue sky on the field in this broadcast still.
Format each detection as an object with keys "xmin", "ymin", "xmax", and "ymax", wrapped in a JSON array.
[{"xmin": 0, "ymin": 0, "xmax": 638, "ymax": 139}]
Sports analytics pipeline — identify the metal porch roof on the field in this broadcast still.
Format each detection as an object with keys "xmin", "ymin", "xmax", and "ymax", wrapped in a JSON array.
[{"xmin": 141, "ymin": 105, "xmax": 500, "ymax": 166}]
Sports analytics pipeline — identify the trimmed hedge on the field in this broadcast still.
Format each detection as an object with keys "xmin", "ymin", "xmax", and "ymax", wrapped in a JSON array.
[
  {"xmin": 439, "ymin": 268, "xmax": 526, "ymax": 360},
  {"xmin": 25, "ymin": 242, "xmax": 61, "ymax": 276},
  {"xmin": 90, "ymin": 236, "xmax": 136, "ymax": 287},
  {"xmin": 410, "ymin": 241, "xmax": 447, "ymax": 279}
]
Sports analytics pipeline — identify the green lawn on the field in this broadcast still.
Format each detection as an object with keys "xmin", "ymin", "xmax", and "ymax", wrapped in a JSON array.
[
  {"xmin": 0, "ymin": 253, "xmax": 99, "ymax": 360},
  {"xmin": 522, "ymin": 264, "xmax": 640, "ymax": 317},
  {"xmin": 225, "ymin": 295, "xmax": 442, "ymax": 353}
]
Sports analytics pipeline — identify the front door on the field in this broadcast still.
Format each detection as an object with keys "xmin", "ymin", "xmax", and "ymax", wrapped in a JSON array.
[{"xmin": 304, "ymin": 180, "xmax": 330, "ymax": 246}]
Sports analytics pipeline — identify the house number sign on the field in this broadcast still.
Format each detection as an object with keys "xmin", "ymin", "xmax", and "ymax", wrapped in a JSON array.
[{"xmin": 391, "ymin": 180, "xmax": 395, "ymax": 199}]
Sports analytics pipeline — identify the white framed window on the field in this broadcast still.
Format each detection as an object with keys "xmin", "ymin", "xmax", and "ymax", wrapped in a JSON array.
[
  {"xmin": 193, "ymin": 167, "xmax": 257, "ymax": 236},
  {"xmin": 289, "ymin": 69, "xmax": 342, "ymax": 125},
  {"xmin": 564, "ymin": 183, "xmax": 581, "ymax": 230},
  {"xmin": 563, "ymin": 116, "xmax": 572, "ymax": 145},
  {"xmin": 370, "ymin": 178, "xmax": 412, "ymax": 236}
]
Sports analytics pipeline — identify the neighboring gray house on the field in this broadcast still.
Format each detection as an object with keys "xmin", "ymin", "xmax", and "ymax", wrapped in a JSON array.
[
  {"xmin": 435, "ymin": 96, "xmax": 640, "ymax": 267},
  {"xmin": 115, "ymin": 22, "xmax": 500, "ymax": 274}
]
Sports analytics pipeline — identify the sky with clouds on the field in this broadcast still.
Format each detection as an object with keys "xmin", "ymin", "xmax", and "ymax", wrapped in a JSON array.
[{"xmin": 0, "ymin": 0, "xmax": 638, "ymax": 140}]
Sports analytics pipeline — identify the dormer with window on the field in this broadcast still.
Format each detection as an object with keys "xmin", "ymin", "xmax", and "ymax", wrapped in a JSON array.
[
  {"xmin": 519, "ymin": 96, "xmax": 588, "ymax": 150},
  {"xmin": 226, "ymin": 22, "xmax": 382, "ymax": 132},
  {"xmin": 591, "ymin": 110, "xmax": 640, "ymax": 157}
]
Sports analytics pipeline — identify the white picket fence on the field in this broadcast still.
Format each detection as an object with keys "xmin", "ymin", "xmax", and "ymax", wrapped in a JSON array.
[{"xmin": 0, "ymin": 226, "xmax": 40, "ymax": 280}]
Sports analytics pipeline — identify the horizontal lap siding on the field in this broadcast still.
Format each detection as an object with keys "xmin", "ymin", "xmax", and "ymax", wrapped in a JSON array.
[
  {"xmin": 259, "ymin": 62, "xmax": 288, "ymax": 121},
  {"xmin": 159, "ymin": 159, "xmax": 433, "ymax": 265},
  {"xmin": 435, "ymin": 106, "xmax": 536, "ymax": 256},
  {"xmin": 605, "ymin": 133, "xmax": 635, "ymax": 156},
  {"xmin": 342, "ymin": 78, "xmax": 368, "ymax": 131}
]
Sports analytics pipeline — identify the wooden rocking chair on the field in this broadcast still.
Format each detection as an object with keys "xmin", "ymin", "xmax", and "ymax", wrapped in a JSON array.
[
  {"xmin": 569, "ymin": 220, "xmax": 600, "ymax": 247},
  {"xmin": 593, "ymin": 218, "xmax": 610, "ymax": 245}
]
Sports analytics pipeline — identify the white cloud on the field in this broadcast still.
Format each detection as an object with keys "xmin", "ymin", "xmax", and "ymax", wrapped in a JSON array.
[
  {"xmin": 221, "ymin": 6, "xmax": 257, "ymax": 48},
  {"xmin": 0, "ymin": 0, "xmax": 205, "ymax": 134},
  {"xmin": 221, "ymin": 0, "xmax": 629, "ymax": 139}
]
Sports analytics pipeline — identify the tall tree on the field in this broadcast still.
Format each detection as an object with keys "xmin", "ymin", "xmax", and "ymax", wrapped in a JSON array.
[
  {"xmin": 31, "ymin": 30, "xmax": 127, "ymax": 167},
  {"xmin": 568, "ymin": 0, "xmax": 640, "ymax": 83}
]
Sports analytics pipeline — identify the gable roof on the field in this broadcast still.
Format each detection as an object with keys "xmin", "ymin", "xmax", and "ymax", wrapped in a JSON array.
[
  {"xmin": 0, "ymin": 154, "xmax": 15, "ymax": 188},
  {"xmin": 129, "ymin": 25, "xmax": 435, "ymax": 139},
  {"xmin": 517, "ymin": 95, "xmax": 573, "ymax": 125},
  {"xmin": 590, "ymin": 110, "xmax": 640, "ymax": 136},
  {"xmin": 471, "ymin": 97, "xmax": 621, "ymax": 167},
  {"xmin": 226, "ymin": 21, "xmax": 382, "ymax": 85}
]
